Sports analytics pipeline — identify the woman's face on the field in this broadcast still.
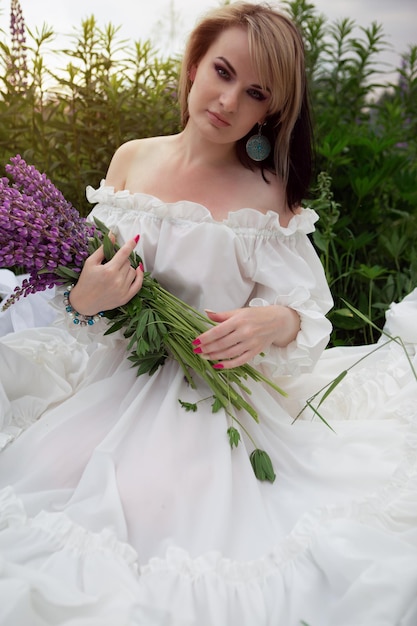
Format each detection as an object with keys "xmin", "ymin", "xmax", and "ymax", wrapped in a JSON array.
[{"xmin": 187, "ymin": 26, "xmax": 271, "ymax": 145}]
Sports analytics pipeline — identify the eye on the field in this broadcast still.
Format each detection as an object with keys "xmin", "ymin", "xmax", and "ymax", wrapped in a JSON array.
[
  {"xmin": 214, "ymin": 63, "xmax": 230, "ymax": 80},
  {"xmin": 247, "ymin": 88, "xmax": 267, "ymax": 102}
]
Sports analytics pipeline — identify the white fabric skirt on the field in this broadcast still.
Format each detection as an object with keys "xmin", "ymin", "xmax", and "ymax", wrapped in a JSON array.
[{"xmin": 0, "ymin": 276, "xmax": 416, "ymax": 626}]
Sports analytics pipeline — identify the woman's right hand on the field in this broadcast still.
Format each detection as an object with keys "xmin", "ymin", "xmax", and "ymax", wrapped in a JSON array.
[{"xmin": 68, "ymin": 235, "xmax": 144, "ymax": 315}]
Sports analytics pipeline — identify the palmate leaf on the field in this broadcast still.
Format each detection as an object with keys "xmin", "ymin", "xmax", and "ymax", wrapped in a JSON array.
[
  {"xmin": 128, "ymin": 352, "xmax": 167, "ymax": 376},
  {"xmin": 227, "ymin": 426, "xmax": 241, "ymax": 448},
  {"xmin": 147, "ymin": 316, "xmax": 158, "ymax": 343},
  {"xmin": 123, "ymin": 315, "xmax": 140, "ymax": 337},
  {"xmin": 136, "ymin": 337, "xmax": 150, "ymax": 356},
  {"xmin": 135, "ymin": 310, "xmax": 150, "ymax": 338},
  {"xmin": 125, "ymin": 298, "xmax": 142, "ymax": 317}
]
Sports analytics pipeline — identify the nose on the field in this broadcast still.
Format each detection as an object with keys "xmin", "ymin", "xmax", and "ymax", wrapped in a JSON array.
[{"xmin": 219, "ymin": 85, "xmax": 239, "ymax": 113}]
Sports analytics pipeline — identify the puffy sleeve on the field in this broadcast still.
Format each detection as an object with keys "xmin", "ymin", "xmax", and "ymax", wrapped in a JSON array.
[{"xmin": 243, "ymin": 208, "xmax": 333, "ymax": 376}]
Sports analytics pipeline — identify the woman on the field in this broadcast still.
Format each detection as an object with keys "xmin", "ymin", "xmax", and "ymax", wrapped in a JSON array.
[{"xmin": 0, "ymin": 3, "xmax": 416, "ymax": 625}]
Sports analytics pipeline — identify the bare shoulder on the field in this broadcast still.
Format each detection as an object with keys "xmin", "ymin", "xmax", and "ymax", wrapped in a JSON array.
[
  {"xmin": 252, "ymin": 169, "xmax": 297, "ymax": 227},
  {"xmin": 105, "ymin": 136, "xmax": 170, "ymax": 191}
]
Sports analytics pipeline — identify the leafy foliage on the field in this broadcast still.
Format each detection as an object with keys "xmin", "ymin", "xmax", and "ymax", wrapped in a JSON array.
[
  {"xmin": 285, "ymin": 0, "xmax": 417, "ymax": 344},
  {"xmin": 1, "ymin": 0, "xmax": 416, "ymax": 345},
  {"xmin": 0, "ymin": 10, "xmax": 181, "ymax": 214}
]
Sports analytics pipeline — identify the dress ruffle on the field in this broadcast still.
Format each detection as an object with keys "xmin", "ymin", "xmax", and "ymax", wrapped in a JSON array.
[
  {"xmin": 1, "ymin": 395, "xmax": 416, "ymax": 626},
  {"xmin": 250, "ymin": 286, "xmax": 332, "ymax": 375},
  {"xmin": 86, "ymin": 182, "xmax": 319, "ymax": 235}
]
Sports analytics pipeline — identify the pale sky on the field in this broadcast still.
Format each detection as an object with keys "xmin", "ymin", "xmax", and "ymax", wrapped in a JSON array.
[{"xmin": 3, "ymin": 0, "xmax": 417, "ymax": 82}]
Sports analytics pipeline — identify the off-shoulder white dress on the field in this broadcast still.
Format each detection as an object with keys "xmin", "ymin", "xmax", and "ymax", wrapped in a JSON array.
[{"xmin": 0, "ymin": 185, "xmax": 416, "ymax": 626}]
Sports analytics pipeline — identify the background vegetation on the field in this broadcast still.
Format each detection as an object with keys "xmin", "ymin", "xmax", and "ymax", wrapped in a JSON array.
[{"xmin": 1, "ymin": 0, "xmax": 416, "ymax": 346}]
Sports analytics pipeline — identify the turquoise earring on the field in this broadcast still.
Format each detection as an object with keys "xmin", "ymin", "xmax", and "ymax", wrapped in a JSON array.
[{"xmin": 245, "ymin": 123, "xmax": 271, "ymax": 162}]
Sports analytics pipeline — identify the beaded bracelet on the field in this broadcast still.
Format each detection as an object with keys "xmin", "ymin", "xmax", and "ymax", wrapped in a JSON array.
[{"xmin": 63, "ymin": 285, "xmax": 104, "ymax": 326}]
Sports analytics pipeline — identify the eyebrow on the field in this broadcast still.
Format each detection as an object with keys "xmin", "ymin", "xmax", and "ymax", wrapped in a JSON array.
[{"xmin": 216, "ymin": 56, "xmax": 267, "ymax": 92}]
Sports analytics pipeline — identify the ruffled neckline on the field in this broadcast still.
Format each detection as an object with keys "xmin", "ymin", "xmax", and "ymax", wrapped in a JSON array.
[{"xmin": 86, "ymin": 182, "xmax": 319, "ymax": 236}]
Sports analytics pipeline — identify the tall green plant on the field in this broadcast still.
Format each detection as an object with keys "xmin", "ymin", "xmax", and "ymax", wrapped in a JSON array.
[
  {"xmin": 0, "ymin": 5, "xmax": 181, "ymax": 214},
  {"xmin": 285, "ymin": 0, "xmax": 417, "ymax": 345}
]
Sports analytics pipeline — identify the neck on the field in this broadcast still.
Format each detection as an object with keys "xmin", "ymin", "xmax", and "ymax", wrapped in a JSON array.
[{"xmin": 173, "ymin": 124, "xmax": 239, "ymax": 170}]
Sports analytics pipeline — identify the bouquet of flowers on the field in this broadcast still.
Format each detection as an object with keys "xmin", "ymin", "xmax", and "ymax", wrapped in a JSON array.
[{"xmin": 0, "ymin": 155, "xmax": 287, "ymax": 482}]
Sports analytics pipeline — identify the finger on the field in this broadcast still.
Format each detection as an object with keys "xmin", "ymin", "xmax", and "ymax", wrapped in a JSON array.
[
  {"xmin": 86, "ymin": 244, "xmax": 106, "ymax": 266},
  {"xmin": 196, "ymin": 311, "xmax": 236, "ymax": 345},
  {"xmin": 123, "ymin": 265, "xmax": 139, "ymax": 284},
  {"xmin": 114, "ymin": 268, "xmax": 143, "ymax": 307},
  {"xmin": 199, "ymin": 323, "xmax": 241, "ymax": 352},
  {"xmin": 204, "ymin": 309, "xmax": 232, "ymax": 323},
  {"xmin": 125, "ymin": 268, "xmax": 144, "ymax": 299},
  {"xmin": 212, "ymin": 350, "xmax": 252, "ymax": 370},
  {"xmin": 198, "ymin": 343, "xmax": 242, "ymax": 362},
  {"xmin": 111, "ymin": 235, "xmax": 140, "ymax": 269}
]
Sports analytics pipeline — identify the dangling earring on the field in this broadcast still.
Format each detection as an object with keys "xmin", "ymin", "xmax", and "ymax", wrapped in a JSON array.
[{"xmin": 245, "ymin": 122, "xmax": 271, "ymax": 162}]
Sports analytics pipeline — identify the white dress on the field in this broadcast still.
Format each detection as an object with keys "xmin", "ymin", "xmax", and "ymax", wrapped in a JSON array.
[{"xmin": 0, "ymin": 185, "xmax": 416, "ymax": 626}]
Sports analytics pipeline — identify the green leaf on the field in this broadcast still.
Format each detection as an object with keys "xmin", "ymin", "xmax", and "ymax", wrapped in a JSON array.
[
  {"xmin": 135, "ymin": 310, "xmax": 150, "ymax": 338},
  {"xmin": 87, "ymin": 234, "xmax": 103, "ymax": 255},
  {"xmin": 227, "ymin": 426, "xmax": 241, "ymax": 448},
  {"xmin": 135, "ymin": 337, "xmax": 150, "ymax": 355},
  {"xmin": 103, "ymin": 319, "xmax": 126, "ymax": 335},
  {"xmin": 93, "ymin": 216, "xmax": 110, "ymax": 235},
  {"xmin": 126, "ymin": 298, "xmax": 142, "ymax": 317},
  {"xmin": 303, "ymin": 401, "xmax": 336, "ymax": 432},
  {"xmin": 356, "ymin": 263, "xmax": 387, "ymax": 280},
  {"xmin": 340, "ymin": 299, "xmax": 383, "ymax": 334},
  {"xmin": 317, "ymin": 370, "xmax": 348, "ymax": 408},
  {"xmin": 53, "ymin": 266, "xmax": 81, "ymax": 280},
  {"xmin": 157, "ymin": 322, "xmax": 168, "ymax": 335},
  {"xmin": 128, "ymin": 352, "xmax": 166, "ymax": 376},
  {"xmin": 178, "ymin": 399, "xmax": 198, "ymax": 412},
  {"xmin": 329, "ymin": 309, "xmax": 366, "ymax": 330},
  {"xmin": 211, "ymin": 396, "xmax": 224, "ymax": 413},
  {"xmin": 103, "ymin": 233, "xmax": 116, "ymax": 261},
  {"xmin": 249, "ymin": 449, "xmax": 276, "ymax": 483}
]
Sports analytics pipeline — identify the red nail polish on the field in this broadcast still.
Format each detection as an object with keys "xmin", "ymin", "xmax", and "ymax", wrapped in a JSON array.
[
  {"xmin": 134, "ymin": 234, "xmax": 140, "ymax": 244},
  {"xmin": 193, "ymin": 347, "xmax": 202, "ymax": 354},
  {"xmin": 212, "ymin": 363, "xmax": 224, "ymax": 370},
  {"xmin": 139, "ymin": 262, "xmax": 144, "ymax": 272},
  {"xmin": 192, "ymin": 338, "xmax": 201, "ymax": 346}
]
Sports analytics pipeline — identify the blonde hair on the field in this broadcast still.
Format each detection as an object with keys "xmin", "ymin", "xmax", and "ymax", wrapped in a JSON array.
[{"xmin": 178, "ymin": 1, "xmax": 311, "ymax": 206}]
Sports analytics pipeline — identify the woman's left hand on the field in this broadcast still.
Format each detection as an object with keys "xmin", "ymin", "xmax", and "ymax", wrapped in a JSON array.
[{"xmin": 193, "ymin": 305, "xmax": 300, "ymax": 369}]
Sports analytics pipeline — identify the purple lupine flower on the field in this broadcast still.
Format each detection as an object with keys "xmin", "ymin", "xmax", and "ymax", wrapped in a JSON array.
[
  {"xmin": 0, "ymin": 156, "xmax": 97, "ymax": 308},
  {"xmin": 9, "ymin": 0, "xmax": 28, "ymax": 90}
]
